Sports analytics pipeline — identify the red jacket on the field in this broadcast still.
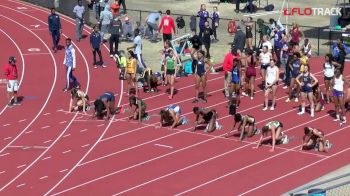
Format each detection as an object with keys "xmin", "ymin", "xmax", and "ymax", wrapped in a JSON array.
[
  {"xmin": 158, "ymin": 15, "xmax": 176, "ymax": 35},
  {"xmin": 4, "ymin": 63, "xmax": 18, "ymax": 80}
]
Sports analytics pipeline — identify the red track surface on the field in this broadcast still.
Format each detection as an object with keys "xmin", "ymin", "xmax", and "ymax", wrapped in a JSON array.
[{"xmin": 1, "ymin": 1, "xmax": 350, "ymax": 195}]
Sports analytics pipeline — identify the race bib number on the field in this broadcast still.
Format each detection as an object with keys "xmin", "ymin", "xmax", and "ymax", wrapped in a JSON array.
[{"xmin": 164, "ymin": 19, "xmax": 169, "ymax": 26}]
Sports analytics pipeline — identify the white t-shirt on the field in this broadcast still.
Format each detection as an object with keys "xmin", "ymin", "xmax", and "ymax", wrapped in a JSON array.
[
  {"xmin": 262, "ymin": 41, "xmax": 272, "ymax": 51},
  {"xmin": 266, "ymin": 66, "xmax": 278, "ymax": 85},
  {"xmin": 260, "ymin": 52, "xmax": 271, "ymax": 64},
  {"xmin": 333, "ymin": 75, "xmax": 344, "ymax": 91},
  {"xmin": 133, "ymin": 35, "xmax": 142, "ymax": 55},
  {"xmin": 323, "ymin": 62, "xmax": 334, "ymax": 78}
]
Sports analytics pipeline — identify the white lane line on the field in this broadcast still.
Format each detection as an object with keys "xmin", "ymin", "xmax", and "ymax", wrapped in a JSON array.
[
  {"xmin": 18, "ymin": 119, "xmax": 26, "ymax": 123},
  {"xmin": 42, "ymin": 156, "xmax": 51, "ymax": 161},
  {"xmin": 43, "ymin": 140, "xmax": 52, "ymax": 144},
  {"xmin": 59, "ymin": 121, "xmax": 67, "ymax": 124},
  {"xmin": 41, "ymin": 125, "xmax": 50, "ymax": 129},
  {"xmin": 79, "ymin": 129, "xmax": 88, "ymax": 133},
  {"xmin": 43, "ymin": 112, "xmax": 50, "ymax": 116},
  {"xmin": 16, "ymin": 183, "xmax": 25, "ymax": 188},
  {"xmin": 39, "ymin": 176, "xmax": 48, "ymax": 180},
  {"xmin": 17, "ymin": 164, "xmax": 26, "ymax": 169},
  {"xmin": 76, "ymin": 116, "xmax": 84, "ymax": 119},
  {"xmin": 56, "ymin": 109, "xmax": 63, "ymax": 112},
  {"xmin": 97, "ymin": 124, "xmax": 104, "ymax": 127},
  {"xmin": 3, "ymin": 124, "xmax": 10, "ymax": 127},
  {"xmin": 59, "ymin": 169, "xmax": 68, "ymax": 173},
  {"xmin": 62, "ymin": 134, "xmax": 71, "ymax": 138},
  {"xmin": 3, "ymin": 137, "xmax": 12, "ymax": 141},
  {"xmin": 62, "ymin": 150, "xmax": 71, "ymax": 154},
  {"xmin": 154, "ymin": 144, "xmax": 173, "ymax": 149},
  {"xmin": 0, "ymin": 171, "xmax": 5, "ymax": 175},
  {"xmin": 0, "ymin": 153, "xmax": 10, "ymax": 157},
  {"xmin": 81, "ymin": 144, "xmax": 90, "ymax": 148},
  {"xmin": 23, "ymin": 52, "xmax": 50, "ymax": 55},
  {"xmin": 24, "ymin": 130, "xmax": 33, "ymax": 134}
]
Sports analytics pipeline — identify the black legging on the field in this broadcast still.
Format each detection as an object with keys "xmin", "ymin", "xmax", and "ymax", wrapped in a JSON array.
[
  {"xmin": 109, "ymin": 34, "xmax": 119, "ymax": 56},
  {"xmin": 118, "ymin": 0, "xmax": 126, "ymax": 14}
]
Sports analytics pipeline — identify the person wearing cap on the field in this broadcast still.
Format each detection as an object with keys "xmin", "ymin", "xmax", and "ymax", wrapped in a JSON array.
[
  {"xmin": 73, "ymin": 0, "xmax": 85, "ymax": 42},
  {"xmin": 90, "ymin": 25, "xmax": 104, "ymax": 68},
  {"xmin": 122, "ymin": 17, "xmax": 133, "ymax": 41},
  {"xmin": 4, "ymin": 56, "xmax": 20, "ymax": 107},
  {"xmin": 109, "ymin": 16, "xmax": 122, "ymax": 58},
  {"xmin": 48, "ymin": 8, "xmax": 61, "ymax": 53},
  {"xmin": 232, "ymin": 25, "xmax": 246, "ymax": 53},
  {"xmin": 158, "ymin": 10, "xmax": 176, "ymax": 42}
]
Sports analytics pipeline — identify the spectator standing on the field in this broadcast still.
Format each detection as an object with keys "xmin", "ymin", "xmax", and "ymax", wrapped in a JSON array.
[
  {"xmin": 202, "ymin": 21, "xmax": 213, "ymax": 59},
  {"xmin": 73, "ymin": 0, "xmax": 85, "ymax": 42},
  {"xmin": 63, "ymin": 38, "xmax": 80, "ymax": 92},
  {"xmin": 235, "ymin": 0, "xmax": 240, "ymax": 13},
  {"xmin": 48, "ymin": 8, "xmax": 61, "ymax": 53},
  {"xmin": 118, "ymin": 0, "xmax": 126, "ymax": 15},
  {"xmin": 197, "ymin": 4, "xmax": 209, "ymax": 40},
  {"xmin": 337, "ymin": 44, "xmax": 346, "ymax": 74},
  {"xmin": 273, "ymin": 25, "xmax": 285, "ymax": 67},
  {"xmin": 223, "ymin": 47, "xmax": 235, "ymax": 97},
  {"xmin": 109, "ymin": 16, "xmax": 123, "ymax": 58},
  {"xmin": 158, "ymin": 10, "xmax": 176, "ymax": 42},
  {"xmin": 90, "ymin": 25, "xmax": 104, "ymax": 68},
  {"xmin": 146, "ymin": 11, "xmax": 162, "ymax": 41},
  {"xmin": 127, "ymin": 29, "xmax": 148, "ymax": 71},
  {"xmin": 99, "ymin": 5, "xmax": 113, "ymax": 41},
  {"xmin": 211, "ymin": 6, "xmax": 220, "ymax": 42},
  {"xmin": 4, "ymin": 56, "xmax": 20, "ymax": 107},
  {"xmin": 232, "ymin": 26, "xmax": 246, "ymax": 53}
]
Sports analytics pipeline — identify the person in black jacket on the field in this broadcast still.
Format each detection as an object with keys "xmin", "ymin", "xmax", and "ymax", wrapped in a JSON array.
[
  {"xmin": 232, "ymin": 26, "xmax": 246, "ymax": 53},
  {"xmin": 48, "ymin": 8, "xmax": 61, "ymax": 53},
  {"xmin": 109, "ymin": 16, "xmax": 123, "ymax": 57},
  {"xmin": 202, "ymin": 21, "xmax": 213, "ymax": 59},
  {"xmin": 90, "ymin": 25, "xmax": 104, "ymax": 68}
]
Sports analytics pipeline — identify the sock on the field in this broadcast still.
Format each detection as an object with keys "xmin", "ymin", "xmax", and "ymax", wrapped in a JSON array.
[{"xmin": 311, "ymin": 108, "xmax": 314, "ymax": 116}]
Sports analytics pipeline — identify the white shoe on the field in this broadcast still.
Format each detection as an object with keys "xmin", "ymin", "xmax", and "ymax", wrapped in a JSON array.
[
  {"xmin": 270, "ymin": 107, "xmax": 274, "ymax": 111},
  {"xmin": 285, "ymin": 98, "xmax": 290, "ymax": 103},
  {"xmin": 110, "ymin": 55, "xmax": 114, "ymax": 58},
  {"xmin": 297, "ymin": 111, "xmax": 305, "ymax": 115},
  {"xmin": 311, "ymin": 113, "xmax": 314, "ymax": 117},
  {"xmin": 242, "ymin": 92, "xmax": 248, "ymax": 97},
  {"xmin": 262, "ymin": 107, "xmax": 268, "ymax": 111},
  {"xmin": 250, "ymin": 97, "xmax": 253, "ymax": 100},
  {"xmin": 334, "ymin": 118, "xmax": 340, "ymax": 122},
  {"xmin": 283, "ymin": 86, "xmax": 288, "ymax": 89},
  {"xmin": 294, "ymin": 98, "xmax": 299, "ymax": 102}
]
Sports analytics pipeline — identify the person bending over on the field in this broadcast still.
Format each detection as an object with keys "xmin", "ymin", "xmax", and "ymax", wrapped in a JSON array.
[
  {"xmin": 93, "ymin": 92, "xmax": 117, "ymax": 120},
  {"xmin": 160, "ymin": 105, "xmax": 187, "ymax": 129},
  {"xmin": 193, "ymin": 107, "xmax": 221, "ymax": 133},
  {"xmin": 128, "ymin": 95, "xmax": 147, "ymax": 122},
  {"xmin": 226, "ymin": 113, "xmax": 259, "ymax": 141},
  {"xmin": 69, "ymin": 88, "xmax": 90, "ymax": 113},
  {"xmin": 254, "ymin": 121, "xmax": 288, "ymax": 152},
  {"xmin": 301, "ymin": 127, "xmax": 329, "ymax": 152}
]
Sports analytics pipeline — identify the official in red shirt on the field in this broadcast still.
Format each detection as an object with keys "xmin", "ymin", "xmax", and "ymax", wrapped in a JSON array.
[
  {"xmin": 158, "ymin": 9, "xmax": 176, "ymax": 42},
  {"xmin": 223, "ymin": 47, "xmax": 240, "ymax": 97},
  {"xmin": 4, "ymin": 56, "xmax": 20, "ymax": 107}
]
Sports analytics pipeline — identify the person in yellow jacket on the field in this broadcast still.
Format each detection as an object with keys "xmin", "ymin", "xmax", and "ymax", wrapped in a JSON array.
[{"xmin": 126, "ymin": 50, "xmax": 137, "ymax": 96}]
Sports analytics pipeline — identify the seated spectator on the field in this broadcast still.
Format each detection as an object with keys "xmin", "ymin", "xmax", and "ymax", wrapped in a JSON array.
[{"xmin": 122, "ymin": 17, "xmax": 133, "ymax": 41}]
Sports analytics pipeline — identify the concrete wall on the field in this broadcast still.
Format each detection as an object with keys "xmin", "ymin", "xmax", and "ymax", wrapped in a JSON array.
[{"xmin": 21, "ymin": 0, "xmax": 90, "ymax": 23}]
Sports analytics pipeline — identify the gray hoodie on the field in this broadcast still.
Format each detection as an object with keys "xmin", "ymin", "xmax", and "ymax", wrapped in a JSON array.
[{"xmin": 100, "ymin": 6, "xmax": 113, "ymax": 25}]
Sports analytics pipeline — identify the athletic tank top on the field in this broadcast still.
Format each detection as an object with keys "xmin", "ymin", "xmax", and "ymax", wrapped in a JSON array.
[
  {"xmin": 260, "ymin": 52, "xmax": 270, "ymax": 64},
  {"xmin": 292, "ymin": 59, "xmax": 301, "ymax": 71},
  {"xmin": 126, "ymin": 58, "xmax": 137, "ymax": 74},
  {"xmin": 324, "ymin": 62, "xmax": 334, "ymax": 78},
  {"xmin": 232, "ymin": 66, "xmax": 240, "ymax": 82},
  {"xmin": 266, "ymin": 66, "xmax": 278, "ymax": 84},
  {"xmin": 197, "ymin": 58, "xmax": 206, "ymax": 75},
  {"xmin": 167, "ymin": 105, "xmax": 181, "ymax": 114},
  {"xmin": 166, "ymin": 57, "xmax": 175, "ymax": 70},
  {"xmin": 243, "ymin": 115, "xmax": 255, "ymax": 124},
  {"xmin": 291, "ymin": 29, "xmax": 300, "ymax": 43},
  {"xmin": 266, "ymin": 121, "xmax": 281, "ymax": 129},
  {"xmin": 302, "ymin": 73, "xmax": 312, "ymax": 87},
  {"xmin": 333, "ymin": 75, "xmax": 344, "ymax": 91},
  {"xmin": 303, "ymin": 43, "xmax": 311, "ymax": 54}
]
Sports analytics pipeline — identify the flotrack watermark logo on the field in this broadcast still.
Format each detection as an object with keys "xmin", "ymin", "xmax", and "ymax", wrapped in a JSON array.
[{"xmin": 283, "ymin": 7, "xmax": 341, "ymax": 16}]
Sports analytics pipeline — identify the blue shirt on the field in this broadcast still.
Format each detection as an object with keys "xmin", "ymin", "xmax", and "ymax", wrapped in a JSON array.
[
  {"xmin": 274, "ymin": 30, "xmax": 284, "ymax": 49},
  {"xmin": 197, "ymin": 10, "xmax": 209, "ymax": 27},
  {"xmin": 48, "ymin": 14, "xmax": 61, "ymax": 31},
  {"xmin": 147, "ymin": 13, "xmax": 161, "ymax": 24},
  {"xmin": 90, "ymin": 32, "xmax": 102, "ymax": 49}
]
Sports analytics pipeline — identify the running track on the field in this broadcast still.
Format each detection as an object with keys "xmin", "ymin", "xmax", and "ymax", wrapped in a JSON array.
[{"xmin": 0, "ymin": 1, "xmax": 350, "ymax": 195}]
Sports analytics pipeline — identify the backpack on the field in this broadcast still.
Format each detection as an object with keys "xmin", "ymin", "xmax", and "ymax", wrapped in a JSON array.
[
  {"xmin": 227, "ymin": 20, "xmax": 237, "ymax": 35},
  {"xmin": 176, "ymin": 16, "xmax": 185, "ymax": 29}
]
